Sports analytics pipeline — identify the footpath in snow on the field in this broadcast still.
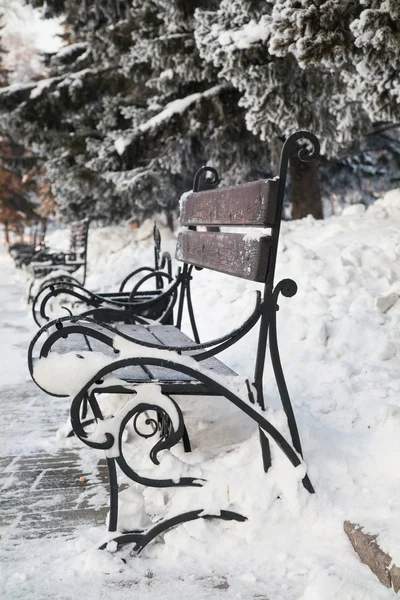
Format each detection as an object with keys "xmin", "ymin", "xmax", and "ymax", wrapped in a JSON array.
[{"xmin": 1, "ymin": 192, "xmax": 400, "ymax": 599}]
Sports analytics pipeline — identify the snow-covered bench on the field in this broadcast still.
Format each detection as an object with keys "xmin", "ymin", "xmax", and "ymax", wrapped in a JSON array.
[
  {"xmin": 27, "ymin": 219, "xmax": 90, "ymax": 303},
  {"xmin": 9, "ymin": 229, "xmax": 45, "ymax": 268},
  {"xmin": 30, "ymin": 223, "xmax": 174, "ymax": 327},
  {"xmin": 29, "ymin": 131, "xmax": 319, "ymax": 555}
]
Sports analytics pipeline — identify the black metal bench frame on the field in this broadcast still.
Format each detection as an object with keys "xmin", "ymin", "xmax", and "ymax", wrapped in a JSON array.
[
  {"xmin": 27, "ymin": 219, "xmax": 90, "ymax": 303},
  {"xmin": 9, "ymin": 223, "xmax": 46, "ymax": 268},
  {"xmin": 31, "ymin": 223, "xmax": 174, "ymax": 327},
  {"xmin": 29, "ymin": 131, "xmax": 319, "ymax": 555}
]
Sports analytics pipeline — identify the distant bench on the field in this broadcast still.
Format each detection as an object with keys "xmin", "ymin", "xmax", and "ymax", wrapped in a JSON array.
[
  {"xmin": 27, "ymin": 219, "xmax": 89, "ymax": 302},
  {"xmin": 30, "ymin": 223, "xmax": 174, "ymax": 327},
  {"xmin": 29, "ymin": 131, "xmax": 319, "ymax": 555},
  {"xmin": 9, "ymin": 223, "xmax": 45, "ymax": 268}
]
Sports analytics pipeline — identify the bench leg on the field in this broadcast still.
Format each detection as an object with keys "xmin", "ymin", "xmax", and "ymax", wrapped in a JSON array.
[
  {"xmin": 107, "ymin": 458, "xmax": 119, "ymax": 532},
  {"xmin": 165, "ymin": 394, "xmax": 191, "ymax": 453},
  {"xmin": 70, "ymin": 361, "xmax": 312, "ymax": 482},
  {"xmin": 68, "ymin": 360, "xmax": 314, "ymax": 554},
  {"xmin": 259, "ymin": 428, "xmax": 272, "ymax": 472},
  {"xmin": 269, "ymin": 281, "xmax": 315, "ymax": 493},
  {"xmin": 99, "ymin": 510, "xmax": 246, "ymax": 554},
  {"xmin": 182, "ymin": 424, "xmax": 191, "ymax": 453}
]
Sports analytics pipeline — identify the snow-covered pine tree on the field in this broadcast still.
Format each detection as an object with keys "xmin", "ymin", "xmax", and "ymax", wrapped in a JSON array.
[
  {"xmin": 194, "ymin": 0, "xmax": 400, "ymax": 217},
  {"xmin": 0, "ymin": 5, "xmax": 42, "ymax": 242},
  {"xmin": 267, "ymin": 0, "xmax": 400, "ymax": 137},
  {"xmin": 0, "ymin": 0, "xmax": 133, "ymax": 222},
  {"xmin": 0, "ymin": 0, "xmax": 274, "ymax": 224},
  {"xmin": 96, "ymin": 0, "xmax": 275, "ymax": 223},
  {"xmin": 1, "ymin": 0, "xmax": 400, "ymax": 223}
]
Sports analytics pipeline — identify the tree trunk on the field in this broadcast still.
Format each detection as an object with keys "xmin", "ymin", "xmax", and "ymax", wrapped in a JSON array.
[
  {"xmin": 40, "ymin": 218, "xmax": 47, "ymax": 244},
  {"xmin": 4, "ymin": 221, "xmax": 9, "ymax": 244},
  {"xmin": 166, "ymin": 211, "xmax": 174, "ymax": 232},
  {"xmin": 290, "ymin": 154, "xmax": 323, "ymax": 220}
]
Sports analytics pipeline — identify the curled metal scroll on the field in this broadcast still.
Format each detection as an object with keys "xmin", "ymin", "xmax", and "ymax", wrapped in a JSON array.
[
  {"xmin": 128, "ymin": 269, "xmax": 173, "ymax": 302},
  {"xmin": 69, "ymin": 356, "xmax": 305, "ymax": 471},
  {"xmin": 119, "ymin": 266, "xmax": 158, "ymax": 292},
  {"xmin": 132, "ymin": 411, "xmax": 158, "ymax": 439},
  {"xmin": 192, "ymin": 166, "xmax": 220, "ymax": 193},
  {"xmin": 33, "ymin": 269, "xmax": 180, "ymax": 327},
  {"xmin": 71, "ymin": 385, "xmax": 203, "ymax": 489},
  {"xmin": 276, "ymin": 278, "xmax": 298, "ymax": 299},
  {"xmin": 281, "ymin": 130, "xmax": 320, "ymax": 167}
]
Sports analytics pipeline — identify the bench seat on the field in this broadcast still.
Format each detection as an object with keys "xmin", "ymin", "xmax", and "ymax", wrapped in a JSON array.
[{"xmin": 44, "ymin": 323, "xmax": 237, "ymax": 395}]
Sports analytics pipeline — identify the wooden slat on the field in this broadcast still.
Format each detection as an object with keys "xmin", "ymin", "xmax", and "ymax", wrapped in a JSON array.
[
  {"xmin": 46, "ymin": 323, "xmax": 238, "ymax": 388},
  {"xmin": 116, "ymin": 324, "xmax": 193, "ymax": 382},
  {"xmin": 115, "ymin": 325, "xmax": 236, "ymax": 382},
  {"xmin": 147, "ymin": 325, "xmax": 237, "ymax": 378},
  {"xmin": 180, "ymin": 179, "xmax": 279, "ymax": 227},
  {"xmin": 176, "ymin": 230, "xmax": 272, "ymax": 282},
  {"xmin": 70, "ymin": 220, "xmax": 89, "ymax": 252}
]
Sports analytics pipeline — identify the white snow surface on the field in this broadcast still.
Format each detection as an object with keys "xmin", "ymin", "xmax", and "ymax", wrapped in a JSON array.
[{"xmin": 2, "ymin": 191, "xmax": 400, "ymax": 598}]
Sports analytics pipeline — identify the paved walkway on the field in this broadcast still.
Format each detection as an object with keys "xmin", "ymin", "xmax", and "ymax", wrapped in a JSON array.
[
  {"xmin": 0, "ymin": 249, "xmax": 117, "ymax": 599},
  {"xmin": 0, "ymin": 384, "xmax": 109, "ymax": 542}
]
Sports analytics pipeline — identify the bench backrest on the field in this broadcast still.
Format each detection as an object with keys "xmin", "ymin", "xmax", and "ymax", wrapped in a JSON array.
[
  {"xmin": 177, "ymin": 179, "xmax": 279, "ymax": 283},
  {"xmin": 177, "ymin": 132, "xmax": 319, "ymax": 289},
  {"xmin": 69, "ymin": 218, "xmax": 89, "ymax": 285},
  {"xmin": 69, "ymin": 219, "xmax": 89, "ymax": 255},
  {"xmin": 175, "ymin": 131, "xmax": 320, "ymax": 402}
]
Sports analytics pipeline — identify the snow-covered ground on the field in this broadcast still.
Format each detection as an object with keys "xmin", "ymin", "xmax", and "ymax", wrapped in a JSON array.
[{"xmin": 2, "ymin": 191, "xmax": 400, "ymax": 599}]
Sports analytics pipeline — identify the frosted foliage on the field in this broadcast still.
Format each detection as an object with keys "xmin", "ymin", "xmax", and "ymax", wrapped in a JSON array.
[
  {"xmin": 233, "ymin": 59, "xmax": 368, "ymax": 155},
  {"xmin": 266, "ymin": 0, "xmax": 400, "ymax": 122},
  {"xmin": 268, "ymin": 0, "xmax": 356, "ymax": 67},
  {"xmin": 127, "ymin": 0, "xmax": 214, "ymax": 96},
  {"xmin": 194, "ymin": 0, "xmax": 270, "ymax": 69},
  {"xmin": 1, "ymin": 0, "xmax": 400, "ymax": 223},
  {"xmin": 195, "ymin": 0, "xmax": 400, "ymax": 155},
  {"xmin": 349, "ymin": 2, "xmax": 400, "ymax": 120},
  {"xmin": 195, "ymin": 1, "xmax": 369, "ymax": 156}
]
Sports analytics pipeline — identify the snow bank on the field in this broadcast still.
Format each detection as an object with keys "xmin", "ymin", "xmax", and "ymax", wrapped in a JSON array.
[{"xmin": 22, "ymin": 190, "xmax": 400, "ymax": 598}]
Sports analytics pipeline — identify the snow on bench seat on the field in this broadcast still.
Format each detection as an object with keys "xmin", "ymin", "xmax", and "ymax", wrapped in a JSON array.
[{"xmin": 42, "ymin": 322, "xmax": 237, "ymax": 394}]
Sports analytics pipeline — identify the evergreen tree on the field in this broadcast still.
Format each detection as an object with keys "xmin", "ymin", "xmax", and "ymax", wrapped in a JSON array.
[
  {"xmin": 1, "ymin": 0, "xmax": 400, "ymax": 223},
  {"xmin": 0, "ymin": 1, "xmax": 56, "ymax": 240},
  {"xmin": 0, "ymin": 0, "xmax": 273, "ymax": 223},
  {"xmin": 97, "ymin": 0, "xmax": 273, "ymax": 222},
  {"xmin": 0, "ymin": 0, "xmax": 132, "ymax": 221},
  {"xmin": 194, "ymin": 0, "xmax": 400, "ymax": 216}
]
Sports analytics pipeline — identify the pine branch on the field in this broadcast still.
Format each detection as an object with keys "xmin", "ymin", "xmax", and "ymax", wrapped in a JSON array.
[{"xmin": 367, "ymin": 123, "xmax": 400, "ymax": 137}]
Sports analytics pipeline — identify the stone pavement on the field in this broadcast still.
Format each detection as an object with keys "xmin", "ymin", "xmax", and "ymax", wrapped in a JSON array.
[
  {"xmin": 0, "ymin": 382, "xmax": 109, "ymax": 544},
  {"xmin": 0, "ymin": 245, "xmax": 110, "ymax": 549}
]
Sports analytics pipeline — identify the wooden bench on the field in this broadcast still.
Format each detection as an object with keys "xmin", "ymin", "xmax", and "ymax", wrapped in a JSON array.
[
  {"xmin": 31, "ymin": 223, "xmax": 174, "ymax": 327},
  {"xmin": 9, "ymin": 224, "xmax": 45, "ymax": 268},
  {"xmin": 28, "ymin": 131, "xmax": 319, "ymax": 555},
  {"xmin": 27, "ymin": 219, "xmax": 90, "ymax": 302}
]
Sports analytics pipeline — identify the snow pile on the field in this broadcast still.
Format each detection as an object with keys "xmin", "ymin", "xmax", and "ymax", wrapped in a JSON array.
[{"xmin": 14, "ymin": 190, "xmax": 400, "ymax": 598}]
